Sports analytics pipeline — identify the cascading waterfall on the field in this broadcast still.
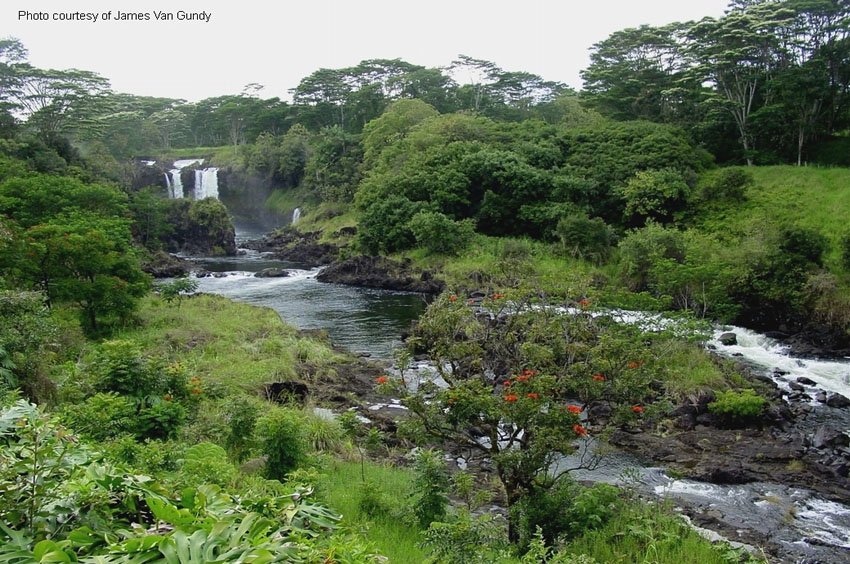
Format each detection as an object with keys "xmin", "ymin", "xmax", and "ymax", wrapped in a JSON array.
[
  {"xmin": 292, "ymin": 207, "xmax": 301, "ymax": 225},
  {"xmin": 194, "ymin": 168, "xmax": 219, "ymax": 200},
  {"xmin": 164, "ymin": 159, "xmax": 204, "ymax": 199},
  {"xmin": 168, "ymin": 169, "xmax": 184, "ymax": 199}
]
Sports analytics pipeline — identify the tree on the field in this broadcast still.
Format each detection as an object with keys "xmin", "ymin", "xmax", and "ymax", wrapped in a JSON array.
[
  {"xmin": 361, "ymin": 99, "xmax": 439, "ymax": 168},
  {"xmin": 582, "ymin": 23, "xmax": 692, "ymax": 122},
  {"xmin": 21, "ymin": 214, "xmax": 149, "ymax": 335},
  {"xmin": 402, "ymin": 293, "xmax": 653, "ymax": 541},
  {"xmin": 686, "ymin": 6, "xmax": 792, "ymax": 165}
]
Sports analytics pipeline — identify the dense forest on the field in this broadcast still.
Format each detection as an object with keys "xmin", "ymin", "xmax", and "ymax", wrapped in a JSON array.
[{"xmin": 2, "ymin": 0, "xmax": 850, "ymax": 562}]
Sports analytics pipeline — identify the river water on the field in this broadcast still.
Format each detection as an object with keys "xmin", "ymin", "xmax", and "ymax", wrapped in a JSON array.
[{"xmin": 187, "ymin": 249, "xmax": 425, "ymax": 359}]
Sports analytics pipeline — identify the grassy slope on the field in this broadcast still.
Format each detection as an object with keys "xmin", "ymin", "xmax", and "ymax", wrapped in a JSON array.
[
  {"xmin": 692, "ymin": 165, "xmax": 850, "ymax": 268},
  {"xmin": 111, "ymin": 294, "xmax": 345, "ymax": 393}
]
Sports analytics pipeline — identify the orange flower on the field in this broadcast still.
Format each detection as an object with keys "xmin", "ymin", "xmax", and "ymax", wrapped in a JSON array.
[
  {"xmin": 503, "ymin": 380, "xmax": 512, "ymax": 387},
  {"xmin": 627, "ymin": 360, "xmax": 644, "ymax": 369},
  {"xmin": 449, "ymin": 294, "xmax": 458, "ymax": 302},
  {"xmin": 376, "ymin": 376, "xmax": 388, "ymax": 384},
  {"xmin": 578, "ymin": 298, "xmax": 591, "ymax": 308},
  {"xmin": 516, "ymin": 375, "xmax": 530, "ymax": 382},
  {"xmin": 505, "ymin": 394, "xmax": 519, "ymax": 402},
  {"xmin": 567, "ymin": 405, "xmax": 582, "ymax": 414},
  {"xmin": 631, "ymin": 405, "xmax": 644, "ymax": 414},
  {"xmin": 521, "ymin": 369, "xmax": 538, "ymax": 377},
  {"xmin": 592, "ymin": 373, "xmax": 606, "ymax": 382},
  {"xmin": 526, "ymin": 392, "xmax": 539, "ymax": 400},
  {"xmin": 573, "ymin": 424, "xmax": 588, "ymax": 437},
  {"xmin": 491, "ymin": 293, "xmax": 505, "ymax": 300}
]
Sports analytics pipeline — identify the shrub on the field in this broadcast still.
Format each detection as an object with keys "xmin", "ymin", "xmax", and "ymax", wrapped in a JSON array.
[
  {"xmin": 224, "ymin": 396, "xmax": 263, "ymax": 462},
  {"xmin": 61, "ymin": 392, "xmax": 136, "ymax": 441},
  {"xmin": 512, "ymin": 479, "xmax": 621, "ymax": 551},
  {"xmin": 708, "ymin": 389, "xmax": 767, "ymax": 421},
  {"xmin": 555, "ymin": 213, "xmax": 613, "ymax": 264},
  {"xmin": 181, "ymin": 442, "xmax": 237, "ymax": 487},
  {"xmin": 617, "ymin": 222, "xmax": 686, "ymax": 291},
  {"xmin": 358, "ymin": 480, "xmax": 391, "ymax": 518},
  {"xmin": 622, "ymin": 169, "xmax": 691, "ymax": 225},
  {"xmin": 409, "ymin": 449, "xmax": 451, "ymax": 528},
  {"xmin": 358, "ymin": 195, "xmax": 425, "ymax": 254},
  {"xmin": 91, "ymin": 340, "xmax": 159, "ymax": 398},
  {"xmin": 157, "ymin": 277, "xmax": 198, "ymax": 306},
  {"xmin": 698, "ymin": 168, "xmax": 753, "ymax": 202},
  {"xmin": 408, "ymin": 210, "xmax": 475, "ymax": 255},
  {"xmin": 256, "ymin": 408, "xmax": 307, "ymax": 480},
  {"xmin": 137, "ymin": 399, "xmax": 187, "ymax": 440}
]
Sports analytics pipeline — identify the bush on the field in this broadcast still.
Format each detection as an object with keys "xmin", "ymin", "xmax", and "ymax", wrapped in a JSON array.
[
  {"xmin": 622, "ymin": 168, "xmax": 690, "ymax": 225},
  {"xmin": 256, "ymin": 408, "xmax": 307, "ymax": 480},
  {"xmin": 408, "ymin": 210, "xmax": 475, "ymax": 255},
  {"xmin": 698, "ymin": 168, "xmax": 753, "ymax": 202},
  {"xmin": 617, "ymin": 222, "xmax": 686, "ymax": 291},
  {"xmin": 358, "ymin": 480, "xmax": 392, "ymax": 518},
  {"xmin": 555, "ymin": 213, "xmax": 614, "ymax": 264},
  {"xmin": 409, "ymin": 449, "xmax": 450, "ymax": 528},
  {"xmin": 224, "ymin": 396, "xmax": 263, "ymax": 462},
  {"xmin": 708, "ymin": 389, "xmax": 767, "ymax": 421},
  {"xmin": 358, "ymin": 195, "xmax": 425, "ymax": 254},
  {"xmin": 512, "ymin": 479, "xmax": 621, "ymax": 551},
  {"xmin": 180, "ymin": 442, "xmax": 237, "ymax": 487},
  {"xmin": 61, "ymin": 392, "xmax": 136, "ymax": 441},
  {"xmin": 136, "ymin": 399, "xmax": 187, "ymax": 440}
]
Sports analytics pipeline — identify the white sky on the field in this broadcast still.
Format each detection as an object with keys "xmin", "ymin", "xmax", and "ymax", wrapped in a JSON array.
[{"xmin": 4, "ymin": 0, "xmax": 729, "ymax": 102}]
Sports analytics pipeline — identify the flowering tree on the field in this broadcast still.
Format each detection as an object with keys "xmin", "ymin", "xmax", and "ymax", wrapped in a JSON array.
[{"xmin": 400, "ymin": 292, "xmax": 653, "ymax": 540}]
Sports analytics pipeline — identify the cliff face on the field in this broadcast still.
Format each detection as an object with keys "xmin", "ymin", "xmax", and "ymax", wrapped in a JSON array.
[{"xmin": 165, "ymin": 198, "xmax": 237, "ymax": 256}]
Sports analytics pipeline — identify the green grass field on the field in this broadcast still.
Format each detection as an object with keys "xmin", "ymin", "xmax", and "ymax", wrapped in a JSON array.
[{"xmin": 692, "ymin": 165, "xmax": 850, "ymax": 268}]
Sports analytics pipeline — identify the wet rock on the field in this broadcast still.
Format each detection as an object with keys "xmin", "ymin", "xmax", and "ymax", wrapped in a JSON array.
[
  {"xmin": 789, "ymin": 381, "xmax": 806, "ymax": 392},
  {"xmin": 142, "ymin": 251, "xmax": 191, "ymax": 278},
  {"xmin": 719, "ymin": 332, "xmax": 738, "ymax": 346},
  {"xmin": 815, "ymin": 392, "xmax": 828, "ymax": 403},
  {"xmin": 774, "ymin": 368, "xmax": 790, "ymax": 376},
  {"xmin": 826, "ymin": 393, "xmax": 850, "ymax": 408},
  {"xmin": 810, "ymin": 426, "xmax": 850, "ymax": 449},
  {"xmin": 317, "ymin": 255, "xmax": 445, "ymax": 293},
  {"xmin": 797, "ymin": 377, "xmax": 817, "ymax": 386},
  {"xmin": 212, "ymin": 272, "xmax": 229, "ymax": 278},
  {"xmin": 254, "ymin": 268, "xmax": 290, "ymax": 278}
]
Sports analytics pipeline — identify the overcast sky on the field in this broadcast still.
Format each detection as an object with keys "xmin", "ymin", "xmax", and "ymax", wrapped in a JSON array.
[{"xmin": 5, "ymin": 0, "xmax": 729, "ymax": 102}]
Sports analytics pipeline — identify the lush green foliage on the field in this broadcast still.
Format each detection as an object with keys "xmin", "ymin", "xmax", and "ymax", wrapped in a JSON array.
[
  {"xmin": 256, "ymin": 407, "xmax": 308, "ymax": 480},
  {"xmin": 0, "ymin": 399, "xmax": 379, "ymax": 562},
  {"xmin": 709, "ymin": 389, "xmax": 768, "ymax": 421}
]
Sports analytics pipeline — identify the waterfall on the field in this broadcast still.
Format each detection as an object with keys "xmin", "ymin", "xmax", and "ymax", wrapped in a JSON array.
[
  {"xmin": 169, "ymin": 170, "xmax": 184, "ymax": 199},
  {"xmin": 164, "ymin": 173, "xmax": 172, "ymax": 197},
  {"xmin": 194, "ymin": 168, "xmax": 219, "ymax": 200},
  {"xmin": 292, "ymin": 207, "xmax": 301, "ymax": 225}
]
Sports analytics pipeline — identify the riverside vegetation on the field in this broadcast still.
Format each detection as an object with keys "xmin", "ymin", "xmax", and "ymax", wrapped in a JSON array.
[{"xmin": 3, "ymin": 1, "xmax": 850, "ymax": 560}]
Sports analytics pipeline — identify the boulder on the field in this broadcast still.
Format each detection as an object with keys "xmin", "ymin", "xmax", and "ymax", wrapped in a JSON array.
[
  {"xmin": 810, "ymin": 426, "xmax": 850, "ymax": 449},
  {"xmin": 719, "ymin": 332, "xmax": 738, "ymax": 346},
  {"xmin": 826, "ymin": 393, "xmax": 850, "ymax": 408},
  {"xmin": 254, "ymin": 268, "xmax": 290, "ymax": 278},
  {"xmin": 316, "ymin": 255, "xmax": 445, "ymax": 294}
]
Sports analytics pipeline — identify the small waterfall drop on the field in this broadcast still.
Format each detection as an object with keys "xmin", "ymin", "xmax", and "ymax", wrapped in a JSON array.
[
  {"xmin": 292, "ymin": 207, "xmax": 302, "ymax": 225},
  {"xmin": 169, "ymin": 170, "xmax": 184, "ymax": 199},
  {"xmin": 194, "ymin": 168, "xmax": 219, "ymax": 200}
]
